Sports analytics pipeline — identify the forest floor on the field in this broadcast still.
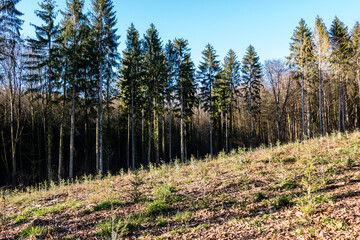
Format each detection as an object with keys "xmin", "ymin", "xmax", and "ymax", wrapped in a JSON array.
[{"xmin": 1, "ymin": 132, "xmax": 360, "ymax": 239}]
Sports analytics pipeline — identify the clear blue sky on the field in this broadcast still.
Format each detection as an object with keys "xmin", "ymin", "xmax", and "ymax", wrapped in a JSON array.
[{"xmin": 18, "ymin": 0, "xmax": 360, "ymax": 66}]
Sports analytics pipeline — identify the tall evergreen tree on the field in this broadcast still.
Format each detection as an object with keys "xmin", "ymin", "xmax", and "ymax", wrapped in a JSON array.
[
  {"xmin": 352, "ymin": 21, "xmax": 360, "ymax": 124},
  {"xmin": 288, "ymin": 19, "xmax": 314, "ymax": 139},
  {"xmin": 60, "ymin": 0, "xmax": 87, "ymax": 179},
  {"xmin": 164, "ymin": 40, "xmax": 177, "ymax": 162},
  {"xmin": 90, "ymin": 0, "xmax": 119, "ymax": 174},
  {"xmin": 174, "ymin": 38, "xmax": 196, "ymax": 161},
  {"xmin": 241, "ymin": 45, "xmax": 262, "ymax": 136},
  {"xmin": 143, "ymin": 24, "xmax": 166, "ymax": 166},
  {"xmin": 220, "ymin": 49, "xmax": 240, "ymax": 152},
  {"xmin": 330, "ymin": 17, "xmax": 351, "ymax": 132},
  {"xmin": 198, "ymin": 44, "xmax": 221, "ymax": 159},
  {"xmin": 314, "ymin": 16, "xmax": 330, "ymax": 135},
  {"xmin": 0, "ymin": 0, "xmax": 24, "ymax": 185},
  {"xmin": 119, "ymin": 23, "xmax": 142, "ymax": 170},
  {"xmin": 26, "ymin": 0, "xmax": 59, "ymax": 181}
]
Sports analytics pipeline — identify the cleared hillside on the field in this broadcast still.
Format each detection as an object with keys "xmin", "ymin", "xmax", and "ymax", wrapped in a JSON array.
[{"xmin": 1, "ymin": 131, "xmax": 360, "ymax": 239}]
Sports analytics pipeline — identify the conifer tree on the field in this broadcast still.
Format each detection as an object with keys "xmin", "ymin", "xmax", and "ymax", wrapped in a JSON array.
[
  {"xmin": 314, "ymin": 16, "xmax": 330, "ymax": 135},
  {"xmin": 90, "ymin": 0, "xmax": 119, "ymax": 174},
  {"xmin": 330, "ymin": 17, "xmax": 351, "ymax": 132},
  {"xmin": 352, "ymin": 21, "xmax": 360, "ymax": 124},
  {"xmin": 164, "ymin": 40, "xmax": 177, "ymax": 162},
  {"xmin": 221, "ymin": 49, "xmax": 240, "ymax": 152},
  {"xmin": 288, "ymin": 19, "xmax": 314, "ymax": 139},
  {"xmin": 60, "ymin": 0, "xmax": 87, "ymax": 179},
  {"xmin": 198, "ymin": 44, "xmax": 221, "ymax": 159},
  {"xmin": 0, "ymin": 0, "xmax": 24, "ymax": 185},
  {"xmin": 143, "ymin": 24, "xmax": 166, "ymax": 166},
  {"xmin": 174, "ymin": 38, "xmax": 196, "ymax": 161},
  {"xmin": 241, "ymin": 45, "xmax": 262, "ymax": 137},
  {"xmin": 119, "ymin": 23, "xmax": 142, "ymax": 170},
  {"xmin": 26, "ymin": 0, "xmax": 59, "ymax": 181}
]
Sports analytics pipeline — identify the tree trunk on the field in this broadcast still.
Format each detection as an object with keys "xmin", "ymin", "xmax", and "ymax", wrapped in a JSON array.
[
  {"xmin": 307, "ymin": 95, "xmax": 312, "ymax": 138},
  {"xmin": 249, "ymin": 83, "xmax": 253, "ymax": 136},
  {"xmin": 162, "ymin": 115, "xmax": 165, "ymax": 162},
  {"xmin": 148, "ymin": 100, "xmax": 152, "ymax": 167},
  {"xmin": 69, "ymin": 86, "xmax": 75, "ymax": 180},
  {"xmin": 229, "ymin": 85, "xmax": 233, "ymax": 152},
  {"xmin": 338, "ymin": 72, "xmax": 342, "ymax": 132},
  {"xmin": 131, "ymin": 78, "xmax": 135, "ymax": 170},
  {"xmin": 301, "ymin": 75, "xmax": 305, "ymax": 139},
  {"xmin": 319, "ymin": 68, "xmax": 323, "ymax": 135},
  {"xmin": 9, "ymin": 82, "xmax": 16, "ymax": 185},
  {"xmin": 142, "ymin": 109, "xmax": 145, "ymax": 164},
  {"xmin": 180, "ymin": 90, "xmax": 184, "ymax": 162},
  {"xmin": 225, "ymin": 112, "xmax": 228, "ymax": 153},
  {"xmin": 127, "ymin": 113, "xmax": 130, "ymax": 170},
  {"xmin": 168, "ymin": 102, "xmax": 172, "ymax": 162},
  {"xmin": 209, "ymin": 80, "xmax": 213, "ymax": 159},
  {"xmin": 58, "ymin": 67, "xmax": 66, "ymax": 180},
  {"xmin": 58, "ymin": 121, "xmax": 64, "ymax": 180},
  {"xmin": 98, "ymin": 62, "xmax": 104, "ymax": 175}
]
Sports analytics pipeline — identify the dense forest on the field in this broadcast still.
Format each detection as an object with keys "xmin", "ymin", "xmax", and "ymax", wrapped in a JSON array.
[{"xmin": 1, "ymin": 0, "xmax": 360, "ymax": 187}]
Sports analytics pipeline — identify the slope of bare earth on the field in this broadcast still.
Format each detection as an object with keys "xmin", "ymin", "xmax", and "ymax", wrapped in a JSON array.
[{"xmin": 1, "ymin": 131, "xmax": 360, "ymax": 239}]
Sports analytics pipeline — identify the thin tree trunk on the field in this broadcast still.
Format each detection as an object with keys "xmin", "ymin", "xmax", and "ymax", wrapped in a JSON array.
[
  {"xmin": 58, "ymin": 65, "xmax": 66, "ymax": 180},
  {"xmin": 301, "ymin": 75, "xmax": 305, "ymax": 139},
  {"xmin": 168, "ymin": 102, "xmax": 172, "ymax": 162},
  {"xmin": 209, "ymin": 79, "xmax": 213, "ymax": 159},
  {"xmin": 58, "ymin": 121, "xmax": 64, "ymax": 180},
  {"xmin": 249, "ymin": 83, "xmax": 253, "ymax": 136},
  {"xmin": 319, "ymin": 68, "xmax": 323, "ymax": 135},
  {"xmin": 342, "ymin": 89, "xmax": 346, "ymax": 131},
  {"xmin": 229, "ymin": 85, "xmax": 233, "ymax": 152},
  {"xmin": 84, "ymin": 109, "xmax": 89, "ymax": 173},
  {"xmin": 220, "ymin": 110, "xmax": 223, "ymax": 151},
  {"xmin": 127, "ymin": 113, "xmax": 130, "ymax": 170},
  {"xmin": 162, "ymin": 115, "xmax": 165, "ymax": 162},
  {"xmin": 9, "ymin": 82, "xmax": 16, "ymax": 185},
  {"xmin": 157, "ymin": 108, "xmax": 160, "ymax": 165},
  {"xmin": 307, "ymin": 95, "xmax": 312, "ymax": 138},
  {"xmin": 358, "ymin": 69, "xmax": 360, "ymax": 125},
  {"xmin": 338, "ymin": 72, "xmax": 342, "ymax": 132},
  {"xmin": 180, "ymin": 90, "xmax": 184, "ymax": 162},
  {"xmin": 148, "ymin": 100, "xmax": 152, "ymax": 167},
  {"xmin": 98, "ymin": 63, "xmax": 103, "ymax": 175},
  {"xmin": 142, "ymin": 109, "xmax": 144, "ymax": 164},
  {"xmin": 47, "ymin": 107, "xmax": 52, "ymax": 182},
  {"xmin": 225, "ymin": 112, "xmax": 228, "ymax": 153},
  {"xmin": 69, "ymin": 86, "xmax": 75, "ymax": 180},
  {"xmin": 131, "ymin": 78, "xmax": 135, "ymax": 170}
]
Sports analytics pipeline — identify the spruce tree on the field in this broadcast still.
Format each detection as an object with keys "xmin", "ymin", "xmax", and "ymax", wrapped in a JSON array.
[
  {"xmin": 221, "ymin": 49, "xmax": 240, "ymax": 152},
  {"xmin": 241, "ymin": 45, "xmax": 262, "ymax": 137},
  {"xmin": 143, "ymin": 24, "xmax": 166, "ymax": 166},
  {"xmin": 164, "ymin": 40, "xmax": 177, "ymax": 162},
  {"xmin": 25, "ymin": 0, "xmax": 59, "ymax": 181},
  {"xmin": 174, "ymin": 38, "xmax": 196, "ymax": 161},
  {"xmin": 198, "ymin": 44, "xmax": 221, "ymax": 159},
  {"xmin": 60, "ymin": 0, "xmax": 87, "ymax": 179},
  {"xmin": 314, "ymin": 16, "xmax": 330, "ymax": 135},
  {"xmin": 119, "ymin": 23, "xmax": 142, "ymax": 170},
  {"xmin": 352, "ymin": 21, "xmax": 360, "ymax": 124},
  {"xmin": 288, "ymin": 19, "xmax": 314, "ymax": 139},
  {"xmin": 90, "ymin": 0, "xmax": 119, "ymax": 174},
  {"xmin": 0, "ymin": 0, "xmax": 24, "ymax": 185},
  {"xmin": 330, "ymin": 17, "xmax": 351, "ymax": 132}
]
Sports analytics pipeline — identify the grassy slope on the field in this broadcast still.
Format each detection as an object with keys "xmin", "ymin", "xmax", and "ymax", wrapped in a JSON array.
[{"xmin": 1, "ymin": 131, "xmax": 360, "ymax": 239}]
